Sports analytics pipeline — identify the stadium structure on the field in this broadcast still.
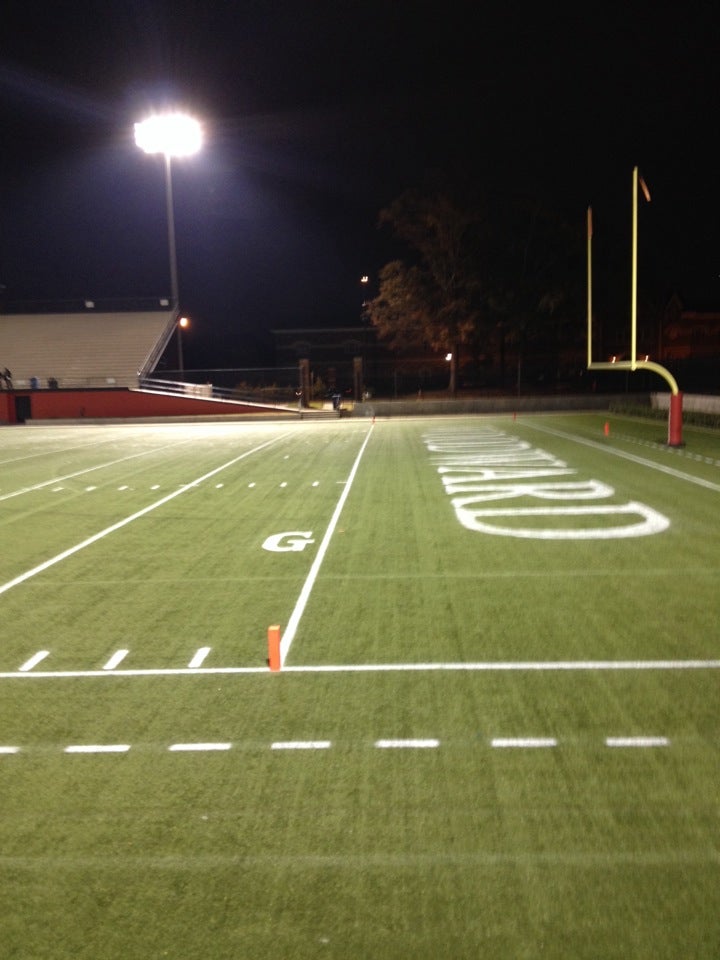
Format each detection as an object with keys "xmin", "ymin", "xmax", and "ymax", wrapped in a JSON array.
[{"xmin": 0, "ymin": 303, "xmax": 300, "ymax": 424}]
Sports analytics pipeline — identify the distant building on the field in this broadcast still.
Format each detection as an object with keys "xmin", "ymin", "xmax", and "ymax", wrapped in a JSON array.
[
  {"xmin": 272, "ymin": 325, "xmax": 451, "ymax": 398},
  {"xmin": 661, "ymin": 295, "xmax": 720, "ymax": 361}
]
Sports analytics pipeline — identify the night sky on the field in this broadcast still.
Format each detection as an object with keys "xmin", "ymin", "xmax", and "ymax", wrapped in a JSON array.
[{"xmin": 1, "ymin": 1, "xmax": 719, "ymax": 368}]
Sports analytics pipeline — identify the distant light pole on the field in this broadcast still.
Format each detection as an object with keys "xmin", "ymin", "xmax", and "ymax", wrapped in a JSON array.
[
  {"xmin": 360, "ymin": 274, "xmax": 370, "ymax": 321},
  {"xmin": 177, "ymin": 316, "xmax": 190, "ymax": 374},
  {"xmin": 133, "ymin": 112, "xmax": 202, "ymax": 314}
]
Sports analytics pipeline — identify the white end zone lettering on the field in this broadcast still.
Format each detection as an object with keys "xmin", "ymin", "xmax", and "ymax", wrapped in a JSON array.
[
  {"xmin": 424, "ymin": 429, "xmax": 670, "ymax": 540},
  {"xmin": 451, "ymin": 500, "xmax": 670, "ymax": 539},
  {"xmin": 442, "ymin": 479, "xmax": 613, "ymax": 500}
]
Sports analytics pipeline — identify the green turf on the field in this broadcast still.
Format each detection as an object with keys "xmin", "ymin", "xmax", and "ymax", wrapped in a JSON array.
[{"xmin": 1, "ymin": 414, "xmax": 719, "ymax": 957}]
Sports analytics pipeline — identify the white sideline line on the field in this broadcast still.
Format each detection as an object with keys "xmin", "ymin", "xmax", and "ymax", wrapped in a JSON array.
[
  {"xmin": 1, "ymin": 659, "xmax": 719, "ymax": 681},
  {"xmin": 279, "ymin": 425, "xmax": 374, "ymax": 666},
  {"xmin": 375, "ymin": 739, "xmax": 440, "ymax": 749},
  {"xmin": 606, "ymin": 736, "xmax": 669, "ymax": 748},
  {"xmin": 18, "ymin": 650, "xmax": 50, "ymax": 672},
  {"xmin": 188, "ymin": 647, "xmax": 211, "ymax": 669},
  {"xmin": 271, "ymin": 741, "xmax": 332, "ymax": 750},
  {"xmin": 168, "ymin": 742, "xmax": 232, "ymax": 752},
  {"xmin": 492, "ymin": 737, "xmax": 557, "ymax": 748},
  {"xmin": 525, "ymin": 422, "xmax": 720, "ymax": 492},
  {"xmin": 103, "ymin": 649, "xmax": 129, "ymax": 670},
  {"xmin": 281, "ymin": 659, "xmax": 720, "ymax": 673},
  {"xmin": 0, "ymin": 746, "xmax": 20, "ymax": 755},
  {"xmin": 64, "ymin": 744, "xmax": 131, "ymax": 754},
  {"xmin": 0, "ymin": 433, "xmax": 290, "ymax": 598}
]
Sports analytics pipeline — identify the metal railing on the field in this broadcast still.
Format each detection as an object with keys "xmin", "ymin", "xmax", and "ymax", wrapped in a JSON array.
[{"xmin": 137, "ymin": 376, "xmax": 298, "ymax": 409}]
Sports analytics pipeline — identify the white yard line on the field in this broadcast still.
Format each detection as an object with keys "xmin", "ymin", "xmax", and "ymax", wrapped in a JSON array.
[
  {"xmin": 524, "ymin": 421, "xmax": 720, "ymax": 492},
  {"xmin": 0, "ymin": 441, "xmax": 193, "ymax": 503},
  {"xmin": 278, "ymin": 659, "xmax": 720, "ymax": 673},
  {"xmin": 1, "ymin": 658, "xmax": 720, "ymax": 680},
  {"xmin": 279, "ymin": 424, "xmax": 374, "ymax": 666},
  {"xmin": 0, "ymin": 434, "xmax": 290, "ymax": 598}
]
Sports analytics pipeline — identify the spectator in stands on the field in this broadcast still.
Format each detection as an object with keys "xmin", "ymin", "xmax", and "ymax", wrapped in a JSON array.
[{"xmin": 1, "ymin": 367, "xmax": 11, "ymax": 389}]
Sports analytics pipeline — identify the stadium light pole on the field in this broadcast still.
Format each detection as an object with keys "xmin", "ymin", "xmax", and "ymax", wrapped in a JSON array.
[{"xmin": 133, "ymin": 113, "xmax": 203, "ymax": 317}]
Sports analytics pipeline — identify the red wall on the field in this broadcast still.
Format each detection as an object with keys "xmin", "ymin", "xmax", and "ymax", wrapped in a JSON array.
[{"xmin": 0, "ymin": 389, "xmax": 284, "ymax": 424}]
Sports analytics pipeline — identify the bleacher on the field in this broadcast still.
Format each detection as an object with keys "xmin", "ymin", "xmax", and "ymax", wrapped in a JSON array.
[{"xmin": 0, "ymin": 309, "xmax": 177, "ymax": 389}]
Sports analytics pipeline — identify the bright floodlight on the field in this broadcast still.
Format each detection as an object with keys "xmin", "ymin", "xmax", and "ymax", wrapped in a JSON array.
[{"xmin": 134, "ymin": 113, "xmax": 202, "ymax": 157}]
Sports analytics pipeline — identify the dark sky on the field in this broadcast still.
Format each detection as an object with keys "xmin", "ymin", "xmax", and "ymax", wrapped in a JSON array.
[{"xmin": 1, "ymin": 1, "xmax": 719, "ymax": 367}]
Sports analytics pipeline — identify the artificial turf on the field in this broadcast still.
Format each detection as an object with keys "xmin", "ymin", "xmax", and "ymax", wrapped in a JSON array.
[{"xmin": 1, "ymin": 413, "xmax": 719, "ymax": 957}]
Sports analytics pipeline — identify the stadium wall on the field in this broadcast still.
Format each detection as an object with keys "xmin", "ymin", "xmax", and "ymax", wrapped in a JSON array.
[
  {"xmin": 651, "ymin": 392, "xmax": 720, "ymax": 414},
  {"xmin": 0, "ymin": 388, "xmax": 287, "ymax": 424}
]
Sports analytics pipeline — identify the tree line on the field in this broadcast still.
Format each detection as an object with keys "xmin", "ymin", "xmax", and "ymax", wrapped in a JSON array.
[{"xmin": 364, "ymin": 180, "xmax": 584, "ymax": 394}]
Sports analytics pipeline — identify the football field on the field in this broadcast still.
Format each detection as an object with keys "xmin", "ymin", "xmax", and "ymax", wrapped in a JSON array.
[{"xmin": 1, "ymin": 412, "xmax": 719, "ymax": 958}]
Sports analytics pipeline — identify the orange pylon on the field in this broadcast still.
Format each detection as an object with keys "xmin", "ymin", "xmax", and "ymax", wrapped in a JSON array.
[{"xmin": 268, "ymin": 625, "xmax": 281, "ymax": 671}]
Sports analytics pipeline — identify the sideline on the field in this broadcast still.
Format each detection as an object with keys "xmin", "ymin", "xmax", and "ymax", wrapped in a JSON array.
[
  {"xmin": 524, "ymin": 421, "xmax": 720, "ymax": 493},
  {"xmin": 0, "ymin": 433, "xmax": 291, "ymax": 597},
  {"xmin": 280, "ymin": 424, "xmax": 375, "ymax": 665}
]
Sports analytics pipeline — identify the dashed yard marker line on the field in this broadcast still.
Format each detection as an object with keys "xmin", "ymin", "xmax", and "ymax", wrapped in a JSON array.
[
  {"xmin": 605, "ymin": 736, "xmax": 670, "ymax": 748},
  {"xmin": 280, "ymin": 425, "xmax": 374, "ymax": 666},
  {"xmin": 492, "ymin": 737, "xmax": 557, "ymax": 748},
  {"xmin": 0, "ymin": 735, "xmax": 680, "ymax": 756},
  {"xmin": 188, "ymin": 647, "xmax": 211, "ymax": 669},
  {"xmin": 271, "ymin": 741, "xmax": 332, "ymax": 750},
  {"xmin": 18, "ymin": 650, "xmax": 50, "ymax": 672},
  {"xmin": 0, "ymin": 432, "xmax": 291, "ymax": 599},
  {"xmin": 103, "ymin": 649, "xmax": 129, "ymax": 670},
  {"xmin": 375, "ymin": 739, "xmax": 440, "ymax": 749},
  {"xmin": 168, "ymin": 742, "xmax": 232, "ymax": 752}
]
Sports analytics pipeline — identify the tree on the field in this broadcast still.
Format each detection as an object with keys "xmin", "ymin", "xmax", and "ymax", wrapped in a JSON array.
[
  {"xmin": 483, "ymin": 196, "xmax": 581, "ymax": 390},
  {"xmin": 365, "ymin": 187, "xmax": 485, "ymax": 394},
  {"xmin": 367, "ymin": 183, "xmax": 582, "ymax": 394}
]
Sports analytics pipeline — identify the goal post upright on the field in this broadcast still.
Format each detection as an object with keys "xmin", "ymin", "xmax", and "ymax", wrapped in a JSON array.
[{"xmin": 586, "ymin": 167, "xmax": 683, "ymax": 447}]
